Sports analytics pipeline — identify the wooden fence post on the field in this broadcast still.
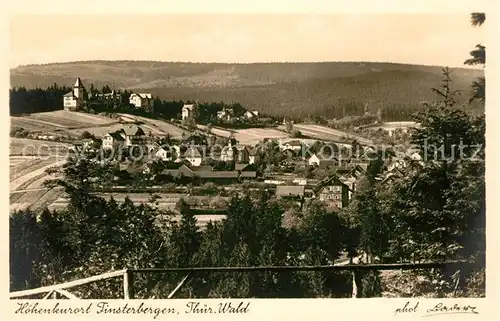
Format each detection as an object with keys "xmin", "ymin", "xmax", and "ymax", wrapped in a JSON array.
[
  {"xmin": 352, "ymin": 271, "xmax": 358, "ymax": 298},
  {"xmin": 123, "ymin": 270, "xmax": 134, "ymax": 299}
]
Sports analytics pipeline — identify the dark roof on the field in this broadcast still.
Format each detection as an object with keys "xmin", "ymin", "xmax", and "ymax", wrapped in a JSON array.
[
  {"xmin": 74, "ymin": 77, "xmax": 84, "ymax": 88},
  {"xmin": 314, "ymin": 174, "xmax": 351, "ymax": 193},
  {"xmin": 63, "ymin": 92, "xmax": 74, "ymax": 97},
  {"xmin": 240, "ymin": 171, "xmax": 257, "ymax": 178},
  {"xmin": 248, "ymin": 147, "xmax": 258, "ymax": 156},
  {"xmin": 276, "ymin": 185, "xmax": 305, "ymax": 197},
  {"xmin": 284, "ymin": 140, "xmax": 303, "ymax": 147},
  {"xmin": 221, "ymin": 145, "xmax": 237, "ymax": 156},
  {"xmin": 193, "ymin": 165, "xmax": 214, "ymax": 171},
  {"xmin": 195, "ymin": 171, "xmax": 239, "ymax": 179},
  {"xmin": 235, "ymin": 163, "xmax": 257, "ymax": 171},
  {"xmin": 236, "ymin": 145, "xmax": 248, "ymax": 152},
  {"xmin": 108, "ymin": 131, "xmax": 125, "ymax": 141},
  {"xmin": 160, "ymin": 164, "xmax": 194, "ymax": 177}
]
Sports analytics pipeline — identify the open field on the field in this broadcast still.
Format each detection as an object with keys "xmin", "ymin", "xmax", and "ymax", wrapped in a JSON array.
[
  {"xmin": 11, "ymin": 110, "xmax": 188, "ymax": 140},
  {"xmin": 47, "ymin": 193, "xmax": 230, "ymax": 211},
  {"xmin": 46, "ymin": 192, "xmax": 228, "ymax": 227},
  {"xmin": 67, "ymin": 122, "xmax": 130, "ymax": 137},
  {"xmin": 234, "ymin": 128, "xmax": 289, "ymax": 145},
  {"xmin": 280, "ymin": 124, "xmax": 373, "ymax": 145},
  {"xmin": 118, "ymin": 114, "xmax": 187, "ymax": 139},
  {"xmin": 10, "ymin": 138, "xmax": 68, "ymax": 211},
  {"xmin": 365, "ymin": 121, "xmax": 418, "ymax": 131},
  {"xmin": 10, "ymin": 137, "xmax": 71, "ymax": 156},
  {"xmin": 11, "ymin": 110, "xmax": 118, "ymax": 138},
  {"xmin": 12, "ymin": 110, "xmax": 114, "ymax": 130},
  {"xmin": 197, "ymin": 125, "xmax": 290, "ymax": 146},
  {"xmin": 9, "ymin": 154, "xmax": 66, "ymax": 212}
]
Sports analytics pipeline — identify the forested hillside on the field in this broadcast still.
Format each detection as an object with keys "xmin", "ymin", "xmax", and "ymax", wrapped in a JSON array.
[{"xmin": 10, "ymin": 61, "xmax": 483, "ymax": 121}]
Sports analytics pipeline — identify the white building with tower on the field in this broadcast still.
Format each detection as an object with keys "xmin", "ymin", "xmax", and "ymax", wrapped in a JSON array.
[{"xmin": 63, "ymin": 77, "xmax": 86, "ymax": 111}]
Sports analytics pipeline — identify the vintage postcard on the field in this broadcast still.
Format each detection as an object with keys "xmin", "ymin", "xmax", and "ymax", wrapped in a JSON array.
[{"xmin": 1, "ymin": 0, "xmax": 498, "ymax": 320}]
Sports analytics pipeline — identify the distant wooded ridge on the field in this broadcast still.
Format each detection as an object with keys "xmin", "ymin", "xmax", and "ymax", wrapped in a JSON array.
[{"xmin": 11, "ymin": 60, "xmax": 484, "ymax": 121}]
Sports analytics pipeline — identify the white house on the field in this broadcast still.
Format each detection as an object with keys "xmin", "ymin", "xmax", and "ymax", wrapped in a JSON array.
[
  {"xmin": 182, "ymin": 104, "xmax": 195, "ymax": 120},
  {"xmin": 129, "ymin": 93, "xmax": 153, "ymax": 109},
  {"xmin": 102, "ymin": 125, "xmax": 146, "ymax": 150},
  {"xmin": 235, "ymin": 145, "xmax": 250, "ymax": 163},
  {"xmin": 248, "ymin": 147, "xmax": 260, "ymax": 165},
  {"xmin": 244, "ymin": 110, "xmax": 259, "ymax": 119},
  {"xmin": 120, "ymin": 125, "xmax": 146, "ymax": 147},
  {"xmin": 63, "ymin": 78, "xmax": 86, "ymax": 111},
  {"xmin": 184, "ymin": 146, "xmax": 203, "ymax": 167},
  {"xmin": 281, "ymin": 140, "xmax": 303, "ymax": 152},
  {"xmin": 155, "ymin": 147, "xmax": 174, "ymax": 161},
  {"xmin": 308, "ymin": 154, "xmax": 321, "ymax": 166},
  {"xmin": 102, "ymin": 131, "xmax": 125, "ymax": 150},
  {"xmin": 220, "ymin": 141, "xmax": 237, "ymax": 162},
  {"xmin": 217, "ymin": 108, "xmax": 234, "ymax": 121}
]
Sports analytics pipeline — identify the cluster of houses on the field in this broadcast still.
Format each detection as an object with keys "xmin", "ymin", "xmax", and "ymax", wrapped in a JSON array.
[
  {"xmin": 63, "ymin": 77, "xmax": 378, "ymax": 213},
  {"xmin": 63, "ymin": 77, "xmax": 153, "ymax": 111},
  {"xmin": 89, "ymin": 123, "xmax": 260, "ymax": 166},
  {"xmin": 74, "ymin": 120, "xmax": 370, "ymax": 211},
  {"xmin": 181, "ymin": 104, "xmax": 260, "ymax": 122}
]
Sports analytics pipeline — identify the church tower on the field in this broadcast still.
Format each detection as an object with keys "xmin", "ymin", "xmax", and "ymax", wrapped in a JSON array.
[{"xmin": 73, "ymin": 77, "xmax": 85, "ymax": 99}]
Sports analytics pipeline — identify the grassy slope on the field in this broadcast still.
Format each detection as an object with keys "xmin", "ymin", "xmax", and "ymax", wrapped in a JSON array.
[{"xmin": 11, "ymin": 61, "xmax": 484, "ymax": 119}]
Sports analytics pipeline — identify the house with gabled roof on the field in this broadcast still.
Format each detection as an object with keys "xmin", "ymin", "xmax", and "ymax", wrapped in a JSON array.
[
  {"xmin": 244, "ymin": 110, "xmax": 259, "ymax": 120},
  {"xmin": 102, "ymin": 131, "xmax": 125, "ymax": 150},
  {"xmin": 119, "ymin": 125, "xmax": 146, "ymax": 147},
  {"xmin": 154, "ymin": 146, "xmax": 175, "ymax": 161},
  {"xmin": 248, "ymin": 146, "xmax": 260, "ymax": 165},
  {"xmin": 184, "ymin": 146, "xmax": 203, "ymax": 167},
  {"xmin": 129, "ymin": 93, "xmax": 153, "ymax": 109},
  {"xmin": 221, "ymin": 141, "xmax": 238, "ymax": 162},
  {"xmin": 217, "ymin": 107, "xmax": 234, "ymax": 121},
  {"xmin": 182, "ymin": 104, "xmax": 196, "ymax": 120},
  {"xmin": 308, "ymin": 154, "xmax": 321, "ymax": 166},
  {"xmin": 281, "ymin": 140, "xmax": 303, "ymax": 153},
  {"xmin": 63, "ymin": 77, "xmax": 86, "ymax": 111},
  {"xmin": 314, "ymin": 174, "xmax": 351, "ymax": 210},
  {"xmin": 235, "ymin": 144, "xmax": 250, "ymax": 163}
]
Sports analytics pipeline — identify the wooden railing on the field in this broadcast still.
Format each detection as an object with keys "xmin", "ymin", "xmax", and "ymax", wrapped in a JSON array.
[{"xmin": 9, "ymin": 261, "xmax": 472, "ymax": 300}]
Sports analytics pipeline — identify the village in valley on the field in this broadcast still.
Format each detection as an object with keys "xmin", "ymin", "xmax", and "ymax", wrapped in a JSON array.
[
  {"xmin": 10, "ymin": 76, "xmax": 415, "ymax": 227},
  {"xmin": 8, "ymin": 12, "xmax": 486, "ymax": 301}
]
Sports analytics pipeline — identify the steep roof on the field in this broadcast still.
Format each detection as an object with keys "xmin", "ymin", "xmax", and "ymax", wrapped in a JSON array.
[
  {"xmin": 138, "ymin": 93, "xmax": 152, "ymax": 99},
  {"xmin": 276, "ymin": 185, "xmax": 305, "ymax": 197},
  {"xmin": 184, "ymin": 146, "xmax": 202, "ymax": 158},
  {"xmin": 235, "ymin": 163, "xmax": 253, "ymax": 171},
  {"xmin": 74, "ymin": 77, "xmax": 84, "ymax": 88},
  {"xmin": 314, "ymin": 174, "xmax": 352, "ymax": 193},
  {"xmin": 63, "ymin": 92, "xmax": 74, "ymax": 97},
  {"xmin": 221, "ymin": 145, "xmax": 237, "ymax": 156},
  {"xmin": 121, "ymin": 125, "xmax": 145, "ymax": 136},
  {"xmin": 108, "ymin": 131, "xmax": 125, "ymax": 141}
]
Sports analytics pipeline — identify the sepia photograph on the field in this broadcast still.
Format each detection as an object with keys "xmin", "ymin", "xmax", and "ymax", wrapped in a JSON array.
[{"xmin": 7, "ymin": 11, "xmax": 486, "ymax": 305}]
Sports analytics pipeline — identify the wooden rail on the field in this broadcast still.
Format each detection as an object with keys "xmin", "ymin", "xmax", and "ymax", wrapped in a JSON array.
[
  {"xmin": 9, "ymin": 261, "xmax": 472, "ymax": 300},
  {"xmin": 9, "ymin": 270, "xmax": 126, "ymax": 299}
]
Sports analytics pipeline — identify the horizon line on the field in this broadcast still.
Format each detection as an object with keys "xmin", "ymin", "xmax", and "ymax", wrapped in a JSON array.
[{"xmin": 11, "ymin": 59, "xmax": 483, "ymax": 71}]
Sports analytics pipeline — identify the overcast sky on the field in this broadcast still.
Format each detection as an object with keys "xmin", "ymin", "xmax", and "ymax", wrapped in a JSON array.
[{"xmin": 9, "ymin": 14, "xmax": 484, "ymax": 68}]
